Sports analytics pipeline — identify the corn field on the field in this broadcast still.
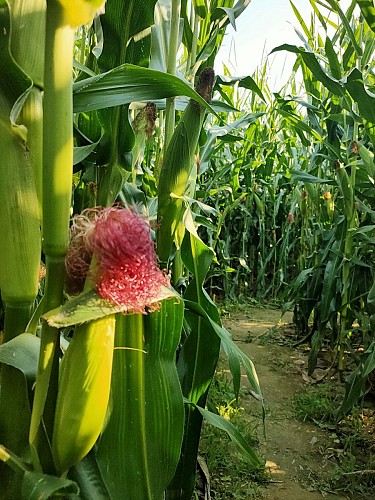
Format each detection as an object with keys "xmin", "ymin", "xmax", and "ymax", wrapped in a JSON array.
[{"xmin": 1, "ymin": 0, "xmax": 375, "ymax": 498}]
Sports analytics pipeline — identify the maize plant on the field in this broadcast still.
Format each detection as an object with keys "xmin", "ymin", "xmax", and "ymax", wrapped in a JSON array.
[
  {"xmin": 273, "ymin": 0, "xmax": 375, "ymax": 410},
  {"xmin": 0, "ymin": 0, "xmax": 263, "ymax": 498},
  {"xmin": 183, "ymin": 0, "xmax": 375, "ymax": 423}
]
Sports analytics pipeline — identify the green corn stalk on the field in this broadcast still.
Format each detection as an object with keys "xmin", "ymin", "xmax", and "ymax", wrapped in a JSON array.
[
  {"xmin": 29, "ymin": 0, "xmax": 75, "ymax": 473},
  {"xmin": 157, "ymin": 67, "xmax": 215, "ymax": 264},
  {"xmin": 164, "ymin": 0, "xmax": 181, "ymax": 147},
  {"xmin": 29, "ymin": 0, "xmax": 104, "ymax": 474},
  {"xmin": 336, "ymin": 162, "xmax": 356, "ymax": 377}
]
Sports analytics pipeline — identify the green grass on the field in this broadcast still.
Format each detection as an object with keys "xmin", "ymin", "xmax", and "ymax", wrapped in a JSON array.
[
  {"xmin": 197, "ymin": 373, "xmax": 267, "ymax": 499},
  {"xmin": 294, "ymin": 382, "xmax": 343, "ymax": 424},
  {"xmin": 294, "ymin": 382, "xmax": 375, "ymax": 499}
]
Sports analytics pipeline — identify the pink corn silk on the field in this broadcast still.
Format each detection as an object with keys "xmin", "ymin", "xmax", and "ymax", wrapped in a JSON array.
[{"xmin": 67, "ymin": 206, "xmax": 169, "ymax": 313}]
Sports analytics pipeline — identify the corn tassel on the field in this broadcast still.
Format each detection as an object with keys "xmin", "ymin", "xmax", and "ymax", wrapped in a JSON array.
[
  {"xmin": 157, "ymin": 68, "xmax": 215, "ymax": 263},
  {"xmin": 52, "ymin": 315, "xmax": 115, "ymax": 475}
]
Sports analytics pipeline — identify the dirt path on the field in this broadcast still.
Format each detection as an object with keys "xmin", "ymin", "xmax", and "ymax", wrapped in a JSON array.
[{"xmin": 223, "ymin": 307, "xmax": 347, "ymax": 500}]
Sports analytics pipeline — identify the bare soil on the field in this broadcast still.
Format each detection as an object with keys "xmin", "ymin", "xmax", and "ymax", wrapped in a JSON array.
[{"xmin": 223, "ymin": 306, "xmax": 348, "ymax": 500}]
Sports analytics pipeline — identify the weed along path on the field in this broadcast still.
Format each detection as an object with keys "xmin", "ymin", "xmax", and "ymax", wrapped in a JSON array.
[{"xmin": 222, "ymin": 307, "xmax": 347, "ymax": 500}]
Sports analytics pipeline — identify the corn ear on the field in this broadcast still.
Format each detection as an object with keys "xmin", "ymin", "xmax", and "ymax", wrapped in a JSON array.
[
  {"xmin": 0, "ymin": 118, "xmax": 41, "ymax": 307},
  {"xmin": 0, "ymin": 1, "xmax": 41, "ymax": 310},
  {"xmin": 52, "ymin": 315, "xmax": 115, "ymax": 475},
  {"xmin": 157, "ymin": 68, "xmax": 215, "ymax": 263}
]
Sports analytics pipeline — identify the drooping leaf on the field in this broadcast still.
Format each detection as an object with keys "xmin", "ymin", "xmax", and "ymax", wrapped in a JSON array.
[
  {"xmin": 73, "ymin": 65, "xmax": 215, "ymax": 114},
  {"xmin": 184, "ymin": 299, "xmax": 262, "ymax": 400},
  {"xmin": 0, "ymin": 333, "xmax": 39, "ymax": 388},
  {"xmin": 270, "ymin": 44, "xmax": 344, "ymax": 96},
  {"xmin": 338, "ymin": 340, "xmax": 375, "ymax": 419},
  {"xmin": 290, "ymin": 170, "xmax": 335, "ymax": 185},
  {"xmin": 73, "ymin": 139, "xmax": 101, "ymax": 165},
  {"xmin": 185, "ymin": 400, "xmax": 263, "ymax": 467},
  {"xmin": 344, "ymin": 68, "xmax": 375, "ymax": 141},
  {"xmin": 69, "ymin": 452, "xmax": 109, "ymax": 500},
  {"xmin": 168, "ymin": 232, "xmax": 221, "ymax": 500}
]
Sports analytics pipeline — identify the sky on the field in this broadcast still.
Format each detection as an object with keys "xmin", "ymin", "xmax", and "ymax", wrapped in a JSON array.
[{"xmin": 215, "ymin": 0, "xmax": 352, "ymax": 88}]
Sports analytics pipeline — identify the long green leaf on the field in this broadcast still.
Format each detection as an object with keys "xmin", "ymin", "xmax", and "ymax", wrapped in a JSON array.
[
  {"xmin": 270, "ymin": 44, "xmax": 344, "ymax": 96},
  {"xmin": 357, "ymin": 0, "xmax": 375, "ymax": 33},
  {"xmin": 96, "ymin": 298, "xmax": 184, "ymax": 499},
  {"xmin": 186, "ymin": 400, "xmax": 263, "ymax": 467},
  {"xmin": 22, "ymin": 471, "xmax": 79, "ymax": 500},
  {"xmin": 73, "ymin": 64, "xmax": 216, "ymax": 114}
]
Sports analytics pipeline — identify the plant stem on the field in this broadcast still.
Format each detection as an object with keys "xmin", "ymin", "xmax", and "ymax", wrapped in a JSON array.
[
  {"xmin": 29, "ymin": 257, "xmax": 66, "ymax": 474},
  {"xmin": 188, "ymin": 10, "xmax": 199, "ymax": 79},
  {"xmin": 3, "ymin": 302, "xmax": 34, "ymax": 342},
  {"xmin": 29, "ymin": 0, "xmax": 74, "ymax": 473},
  {"xmin": 42, "ymin": 0, "xmax": 74, "ymax": 259},
  {"xmin": 164, "ymin": 0, "xmax": 181, "ymax": 148}
]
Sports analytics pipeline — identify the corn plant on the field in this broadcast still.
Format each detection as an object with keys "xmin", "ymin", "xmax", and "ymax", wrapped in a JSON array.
[
  {"xmin": 0, "ymin": 0, "xmax": 263, "ymax": 498},
  {"xmin": 273, "ymin": 0, "xmax": 375, "ymax": 399},
  {"xmin": 190, "ymin": 0, "xmax": 375, "ymax": 419}
]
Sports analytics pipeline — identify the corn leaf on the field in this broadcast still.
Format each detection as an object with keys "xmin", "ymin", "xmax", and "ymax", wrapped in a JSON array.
[
  {"xmin": 96, "ymin": 297, "xmax": 185, "ymax": 499},
  {"xmin": 0, "ymin": 333, "xmax": 39, "ymax": 388},
  {"xmin": 21, "ymin": 471, "xmax": 79, "ymax": 500},
  {"xmin": 43, "ymin": 287, "xmax": 177, "ymax": 327},
  {"xmin": 94, "ymin": 0, "xmax": 157, "ymax": 187},
  {"xmin": 290, "ymin": 170, "xmax": 335, "ymax": 184},
  {"xmin": 68, "ymin": 452, "xmax": 110, "ymax": 500},
  {"xmin": 185, "ymin": 400, "xmax": 263, "ymax": 467},
  {"xmin": 167, "ymin": 231, "xmax": 221, "ymax": 500},
  {"xmin": 357, "ymin": 0, "xmax": 375, "ymax": 33},
  {"xmin": 73, "ymin": 65, "xmax": 215, "ymax": 114},
  {"xmin": 344, "ymin": 68, "xmax": 375, "ymax": 143},
  {"xmin": 338, "ymin": 339, "xmax": 375, "ymax": 419},
  {"xmin": 150, "ymin": 1, "xmax": 184, "ymax": 74},
  {"xmin": 270, "ymin": 44, "xmax": 344, "ymax": 96},
  {"xmin": 99, "ymin": 0, "xmax": 156, "ymax": 72}
]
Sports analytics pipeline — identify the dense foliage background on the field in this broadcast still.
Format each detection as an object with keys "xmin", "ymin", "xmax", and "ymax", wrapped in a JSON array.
[{"xmin": 2, "ymin": 0, "xmax": 375, "ymax": 498}]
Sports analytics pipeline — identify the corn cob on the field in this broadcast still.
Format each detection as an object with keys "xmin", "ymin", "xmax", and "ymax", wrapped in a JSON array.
[
  {"xmin": 0, "ymin": 2, "xmax": 41, "ymax": 327},
  {"xmin": 157, "ymin": 68, "xmax": 215, "ymax": 263},
  {"xmin": 0, "ymin": 111, "xmax": 41, "ymax": 336},
  {"xmin": 52, "ymin": 314, "xmax": 115, "ymax": 475}
]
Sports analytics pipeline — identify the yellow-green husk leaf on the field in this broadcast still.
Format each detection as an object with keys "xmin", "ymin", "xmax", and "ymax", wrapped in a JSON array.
[
  {"xmin": 56, "ymin": 0, "xmax": 106, "ymax": 27},
  {"xmin": 52, "ymin": 315, "xmax": 115, "ymax": 475}
]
